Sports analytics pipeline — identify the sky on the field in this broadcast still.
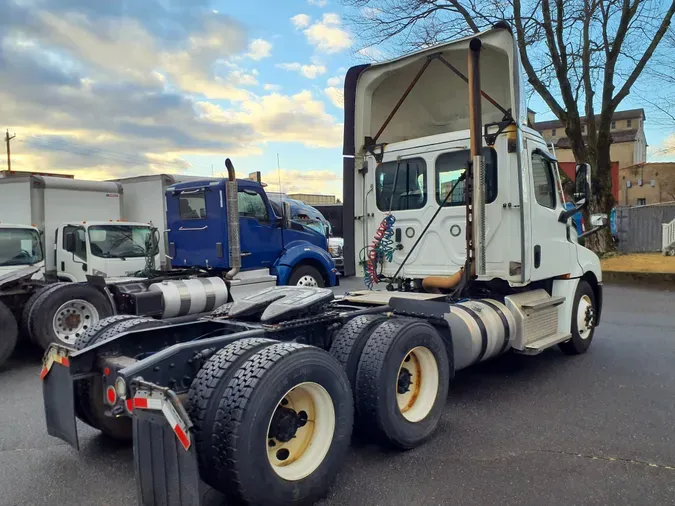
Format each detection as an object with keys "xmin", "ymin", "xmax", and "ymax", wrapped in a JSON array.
[{"xmin": 2, "ymin": 0, "xmax": 673, "ymax": 200}]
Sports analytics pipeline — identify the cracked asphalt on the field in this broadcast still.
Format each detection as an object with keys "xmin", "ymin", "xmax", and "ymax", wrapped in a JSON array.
[{"xmin": 1, "ymin": 280, "xmax": 674, "ymax": 506}]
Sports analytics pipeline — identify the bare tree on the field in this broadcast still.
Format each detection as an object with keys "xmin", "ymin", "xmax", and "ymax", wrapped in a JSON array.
[{"xmin": 343, "ymin": 0, "xmax": 675, "ymax": 252}]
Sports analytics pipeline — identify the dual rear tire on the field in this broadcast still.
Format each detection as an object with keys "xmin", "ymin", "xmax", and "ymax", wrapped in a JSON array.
[{"xmin": 188, "ymin": 341, "xmax": 353, "ymax": 505}]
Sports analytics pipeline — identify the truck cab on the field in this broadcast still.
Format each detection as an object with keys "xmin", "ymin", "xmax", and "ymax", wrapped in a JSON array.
[
  {"xmin": 344, "ymin": 26, "xmax": 601, "ymax": 293},
  {"xmin": 0, "ymin": 224, "xmax": 44, "ymax": 277},
  {"xmin": 55, "ymin": 221, "xmax": 161, "ymax": 282},
  {"xmin": 166, "ymin": 178, "xmax": 337, "ymax": 287}
]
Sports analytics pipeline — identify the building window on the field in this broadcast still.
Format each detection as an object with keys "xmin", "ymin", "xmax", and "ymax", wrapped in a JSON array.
[
  {"xmin": 551, "ymin": 128, "xmax": 556, "ymax": 136},
  {"xmin": 637, "ymin": 198, "xmax": 646, "ymax": 206},
  {"xmin": 627, "ymin": 119, "xmax": 632, "ymax": 128},
  {"xmin": 611, "ymin": 121, "xmax": 616, "ymax": 129}
]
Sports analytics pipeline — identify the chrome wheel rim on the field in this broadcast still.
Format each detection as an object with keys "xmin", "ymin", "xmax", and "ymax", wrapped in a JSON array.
[{"xmin": 52, "ymin": 299, "xmax": 99, "ymax": 345}]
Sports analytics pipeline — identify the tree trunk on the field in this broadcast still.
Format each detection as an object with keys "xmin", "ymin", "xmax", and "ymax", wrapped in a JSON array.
[{"xmin": 583, "ymin": 132, "xmax": 615, "ymax": 254}]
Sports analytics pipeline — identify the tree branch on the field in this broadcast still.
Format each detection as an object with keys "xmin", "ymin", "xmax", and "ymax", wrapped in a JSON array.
[{"xmin": 612, "ymin": 0, "xmax": 675, "ymax": 108}]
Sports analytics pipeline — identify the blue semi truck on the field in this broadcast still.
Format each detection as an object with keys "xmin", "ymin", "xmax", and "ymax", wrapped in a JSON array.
[{"xmin": 166, "ymin": 177, "xmax": 338, "ymax": 288}]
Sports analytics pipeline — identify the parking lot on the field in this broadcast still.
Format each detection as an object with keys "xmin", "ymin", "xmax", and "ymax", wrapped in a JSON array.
[{"xmin": 1, "ymin": 280, "xmax": 674, "ymax": 506}]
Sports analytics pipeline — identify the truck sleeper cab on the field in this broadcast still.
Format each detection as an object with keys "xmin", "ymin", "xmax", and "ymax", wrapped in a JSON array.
[
  {"xmin": 166, "ymin": 178, "xmax": 338, "ymax": 288},
  {"xmin": 40, "ymin": 25, "xmax": 602, "ymax": 506}
]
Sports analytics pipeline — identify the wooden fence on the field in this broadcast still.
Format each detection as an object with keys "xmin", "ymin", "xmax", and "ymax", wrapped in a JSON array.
[{"xmin": 615, "ymin": 203, "xmax": 675, "ymax": 253}]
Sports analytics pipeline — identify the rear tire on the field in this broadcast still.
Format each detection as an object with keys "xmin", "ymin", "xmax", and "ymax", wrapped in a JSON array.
[
  {"xmin": 187, "ymin": 338, "xmax": 276, "ymax": 486},
  {"xmin": 288, "ymin": 265, "xmax": 325, "ymax": 288},
  {"xmin": 29, "ymin": 284, "xmax": 113, "ymax": 349},
  {"xmin": 355, "ymin": 318, "xmax": 450, "ymax": 449},
  {"xmin": 209, "ymin": 343, "xmax": 353, "ymax": 505},
  {"xmin": 559, "ymin": 280, "xmax": 596, "ymax": 355},
  {"xmin": 329, "ymin": 314, "xmax": 389, "ymax": 390},
  {"xmin": 75, "ymin": 317, "xmax": 167, "ymax": 441},
  {"xmin": 0, "ymin": 301, "xmax": 18, "ymax": 370},
  {"xmin": 73, "ymin": 315, "xmax": 145, "ymax": 428}
]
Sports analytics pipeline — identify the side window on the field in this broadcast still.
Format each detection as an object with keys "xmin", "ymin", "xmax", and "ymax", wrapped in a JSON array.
[
  {"xmin": 63, "ymin": 225, "xmax": 87, "ymax": 260},
  {"xmin": 238, "ymin": 190, "xmax": 269, "ymax": 222},
  {"xmin": 178, "ymin": 193, "xmax": 206, "ymax": 220},
  {"xmin": 436, "ymin": 148, "xmax": 498, "ymax": 206},
  {"xmin": 531, "ymin": 153, "xmax": 556, "ymax": 209},
  {"xmin": 376, "ymin": 157, "xmax": 427, "ymax": 211}
]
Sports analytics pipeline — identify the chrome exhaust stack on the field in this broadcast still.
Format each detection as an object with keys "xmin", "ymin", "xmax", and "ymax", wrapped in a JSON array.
[{"xmin": 224, "ymin": 158, "xmax": 241, "ymax": 280}]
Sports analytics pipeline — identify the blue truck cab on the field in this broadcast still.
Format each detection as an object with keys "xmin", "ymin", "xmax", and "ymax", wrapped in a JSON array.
[{"xmin": 165, "ymin": 178, "xmax": 338, "ymax": 287}]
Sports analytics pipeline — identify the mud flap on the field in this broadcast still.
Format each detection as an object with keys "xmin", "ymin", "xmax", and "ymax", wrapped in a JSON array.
[
  {"xmin": 133, "ymin": 410, "xmax": 201, "ymax": 506},
  {"xmin": 42, "ymin": 360, "xmax": 79, "ymax": 450}
]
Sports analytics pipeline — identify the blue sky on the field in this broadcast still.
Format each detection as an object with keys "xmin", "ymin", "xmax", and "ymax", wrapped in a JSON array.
[{"xmin": 2, "ymin": 0, "xmax": 672, "ymax": 199}]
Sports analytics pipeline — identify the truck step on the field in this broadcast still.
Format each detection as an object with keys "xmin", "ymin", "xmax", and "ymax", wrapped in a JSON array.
[
  {"xmin": 517, "ymin": 332, "xmax": 572, "ymax": 355},
  {"xmin": 520, "ymin": 296, "xmax": 565, "ymax": 311}
]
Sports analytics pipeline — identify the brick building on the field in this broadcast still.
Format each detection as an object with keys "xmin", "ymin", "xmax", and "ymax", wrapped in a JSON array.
[
  {"xmin": 619, "ymin": 162, "xmax": 675, "ymax": 206},
  {"xmin": 532, "ymin": 108, "xmax": 647, "ymax": 170}
]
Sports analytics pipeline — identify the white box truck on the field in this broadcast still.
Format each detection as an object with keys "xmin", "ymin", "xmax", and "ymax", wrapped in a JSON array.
[{"xmin": 0, "ymin": 176, "xmax": 161, "ymax": 281}]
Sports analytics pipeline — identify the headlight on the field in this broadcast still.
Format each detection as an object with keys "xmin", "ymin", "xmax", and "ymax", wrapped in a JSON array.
[
  {"xmin": 92, "ymin": 269, "xmax": 107, "ymax": 278},
  {"xmin": 329, "ymin": 245, "xmax": 343, "ymax": 258}
]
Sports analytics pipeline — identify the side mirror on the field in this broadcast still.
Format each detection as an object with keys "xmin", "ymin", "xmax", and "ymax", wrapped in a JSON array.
[
  {"xmin": 574, "ymin": 163, "xmax": 591, "ymax": 203},
  {"xmin": 282, "ymin": 202, "xmax": 292, "ymax": 229},
  {"xmin": 65, "ymin": 232, "xmax": 76, "ymax": 253}
]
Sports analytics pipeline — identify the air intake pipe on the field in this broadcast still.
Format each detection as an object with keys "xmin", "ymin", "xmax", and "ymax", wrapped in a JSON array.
[{"xmin": 224, "ymin": 158, "xmax": 241, "ymax": 280}]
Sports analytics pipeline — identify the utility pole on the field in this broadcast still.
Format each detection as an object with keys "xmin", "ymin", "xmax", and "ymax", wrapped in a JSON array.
[{"xmin": 5, "ymin": 130, "xmax": 16, "ymax": 172}]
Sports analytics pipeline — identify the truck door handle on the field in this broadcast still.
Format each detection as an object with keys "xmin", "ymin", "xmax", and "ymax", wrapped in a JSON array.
[{"xmin": 178, "ymin": 225, "xmax": 208, "ymax": 231}]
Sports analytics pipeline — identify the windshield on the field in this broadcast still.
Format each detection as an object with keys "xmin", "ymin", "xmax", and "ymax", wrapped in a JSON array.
[
  {"xmin": 88, "ymin": 225, "xmax": 158, "ymax": 259},
  {"xmin": 0, "ymin": 228, "xmax": 43, "ymax": 267}
]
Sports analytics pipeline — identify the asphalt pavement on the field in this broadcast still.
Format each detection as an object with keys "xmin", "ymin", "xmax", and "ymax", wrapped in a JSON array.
[{"xmin": 1, "ymin": 280, "xmax": 674, "ymax": 506}]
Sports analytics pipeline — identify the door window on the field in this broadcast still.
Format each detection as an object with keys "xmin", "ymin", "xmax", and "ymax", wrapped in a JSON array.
[
  {"xmin": 63, "ymin": 225, "xmax": 87, "ymax": 260},
  {"xmin": 436, "ymin": 148, "xmax": 498, "ymax": 206},
  {"xmin": 376, "ymin": 158, "xmax": 427, "ymax": 211},
  {"xmin": 531, "ymin": 153, "xmax": 557, "ymax": 209},
  {"xmin": 178, "ymin": 193, "xmax": 206, "ymax": 220},
  {"xmin": 238, "ymin": 190, "xmax": 269, "ymax": 222}
]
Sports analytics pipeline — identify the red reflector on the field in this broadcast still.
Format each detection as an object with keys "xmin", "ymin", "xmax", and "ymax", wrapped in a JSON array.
[
  {"xmin": 106, "ymin": 386, "xmax": 117, "ymax": 405},
  {"xmin": 174, "ymin": 424, "xmax": 191, "ymax": 450},
  {"xmin": 134, "ymin": 397, "xmax": 148, "ymax": 409},
  {"xmin": 126, "ymin": 399, "xmax": 134, "ymax": 413},
  {"xmin": 61, "ymin": 357, "xmax": 70, "ymax": 367},
  {"xmin": 40, "ymin": 368, "xmax": 48, "ymax": 380},
  {"xmin": 103, "ymin": 367, "xmax": 110, "ymax": 376}
]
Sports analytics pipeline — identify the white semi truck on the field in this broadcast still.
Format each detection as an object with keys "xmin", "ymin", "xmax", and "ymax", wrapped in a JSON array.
[{"xmin": 41, "ymin": 25, "xmax": 604, "ymax": 506}]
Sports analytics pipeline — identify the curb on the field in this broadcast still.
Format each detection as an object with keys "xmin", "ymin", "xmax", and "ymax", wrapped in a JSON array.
[{"xmin": 603, "ymin": 270, "xmax": 675, "ymax": 289}]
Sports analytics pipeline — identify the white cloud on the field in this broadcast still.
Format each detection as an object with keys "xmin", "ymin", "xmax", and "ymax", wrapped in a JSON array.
[
  {"xmin": 277, "ymin": 62, "xmax": 327, "ymax": 79},
  {"xmin": 327, "ymin": 76, "xmax": 342, "ymax": 87},
  {"xmin": 303, "ymin": 13, "xmax": 352, "ymax": 54},
  {"xmin": 247, "ymin": 39, "xmax": 272, "ymax": 60},
  {"xmin": 324, "ymin": 87, "xmax": 344, "ymax": 109},
  {"xmin": 308, "ymin": 0, "xmax": 329, "ymax": 7},
  {"xmin": 1, "ymin": 3, "xmax": 344, "ymax": 180},
  {"xmin": 291, "ymin": 14, "xmax": 312, "ymax": 29}
]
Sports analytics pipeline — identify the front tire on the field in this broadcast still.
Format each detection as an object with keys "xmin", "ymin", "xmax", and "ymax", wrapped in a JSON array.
[
  {"xmin": 29, "ymin": 284, "xmax": 113, "ymax": 349},
  {"xmin": 209, "ymin": 342, "xmax": 353, "ymax": 505},
  {"xmin": 0, "ymin": 301, "xmax": 18, "ymax": 369},
  {"xmin": 289, "ymin": 265, "xmax": 325, "ymax": 288},
  {"xmin": 355, "ymin": 318, "xmax": 450, "ymax": 449},
  {"xmin": 559, "ymin": 280, "xmax": 596, "ymax": 355}
]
